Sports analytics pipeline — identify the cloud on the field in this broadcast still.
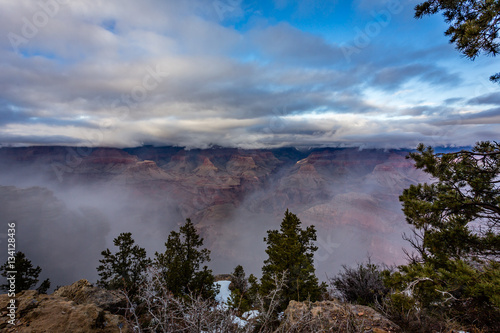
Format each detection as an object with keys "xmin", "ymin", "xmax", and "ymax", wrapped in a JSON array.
[
  {"xmin": 0, "ymin": 0, "xmax": 497, "ymax": 149},
  {"xmin": 454, "ymin": 107, "xmax": 500, "ymax": 125},
  {"xmin": 249, "ymin": 23, "xmax": 344, "ymax": 66},
  {"xmin": 468, "ymin": 92, "xmax": 500, "ymax": 106},
  {"xmin": 370, "ymin": 64, "xmax": 460, "ymax": 91}
]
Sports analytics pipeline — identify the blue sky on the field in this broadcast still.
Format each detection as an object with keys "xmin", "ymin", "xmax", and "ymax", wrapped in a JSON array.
[{"xmin": 0, "ymin": 0, "xmax": 498, "ymax": 149}]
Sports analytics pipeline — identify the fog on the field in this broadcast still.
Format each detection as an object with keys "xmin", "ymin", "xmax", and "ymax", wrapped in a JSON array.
[{"xmin": 0, "ymin": 147, "xmax": 421, "ymax": 290}]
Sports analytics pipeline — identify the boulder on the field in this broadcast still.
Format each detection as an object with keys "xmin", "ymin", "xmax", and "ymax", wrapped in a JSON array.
[
  {"xmin": 0, "ymin": 289, "xmax": 132, "ymax": 333},
  {"xmin": 280, "ymin": 299, "xmax": 400, "ymax": 333}
]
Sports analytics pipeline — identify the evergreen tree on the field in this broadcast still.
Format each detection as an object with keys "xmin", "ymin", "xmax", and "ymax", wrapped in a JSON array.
[
  {"xmin": 228, "ymin": 265, "xmax": 250, "ymax": 314},
  {"xmin": 260, "ymin": 210, "xmax": 323, "ymax": 311},
  {"xmin": 385, "ymin": 142, "xmax": 500, "ymax": 329},
  {"xmin": 400, "ymin": 142, "xmax": 500, "ymax": 262},
  {"xmin": 36, "ymin": 278, "xmax": 51, "ymax": 294},
  {"xmin": 155, "ymin": 218, "xmax": 216, "ymax": 299},
  {"xmin": 96, "ymin": 232, "xmax": 150, "ymax": 296},
  {"xmin": 0, "ymin": 251, "xmax": 49, "ymax": 293},
  {"xmin": 247, "ymin": 273, "xmax": 260, "ymax": 307},
  {"xmin": 230, "ymin": 264, "xmax": 248, "ymax": 294},
  {"xmin": 414, "ymin": 0, "xmax": 500, "ymax": 83}
]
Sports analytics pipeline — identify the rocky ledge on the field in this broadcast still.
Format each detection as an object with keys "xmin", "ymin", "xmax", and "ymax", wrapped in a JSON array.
[
  {"xmin": 0, "ymin": 280, "xmax": 399, "ymax": 332},
  {"xmin": 280, "ymin": 300, "xmax": 400, "ymax": 332},
  {"xmin": 0, "ymin": 280, "xmax": 131, "ymax": 333}
]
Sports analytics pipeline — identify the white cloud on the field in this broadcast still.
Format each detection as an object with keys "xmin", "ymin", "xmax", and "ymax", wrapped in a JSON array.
[{"xmin": 0, "ymin": 0, "xmax": 497, "ymax": 148}]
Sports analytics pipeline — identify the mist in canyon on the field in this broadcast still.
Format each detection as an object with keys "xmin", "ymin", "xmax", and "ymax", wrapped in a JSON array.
[{"xmin": 0, "ymin": 146, "xmax": 428, "ymax": 289}]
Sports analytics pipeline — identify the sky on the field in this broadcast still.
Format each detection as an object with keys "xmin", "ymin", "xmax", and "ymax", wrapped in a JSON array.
[{"xmin": 0, "ymin": 0, "xmax": 498, "ymax": 149}]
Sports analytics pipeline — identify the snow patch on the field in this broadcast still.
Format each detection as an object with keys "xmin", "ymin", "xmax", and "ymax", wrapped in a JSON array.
[
  {"xmin": 242, "ymin": 310, "xmax": 259, "ymax": 320},
  {"xmin": 214, "ymin": 280, "xmax": 232, "ymax": 309}
]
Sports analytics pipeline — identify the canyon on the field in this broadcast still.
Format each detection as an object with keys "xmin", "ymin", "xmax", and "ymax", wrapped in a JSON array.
[{"xmin": 0, "ymin": 146, "xmax": 428, "ymax": 287}]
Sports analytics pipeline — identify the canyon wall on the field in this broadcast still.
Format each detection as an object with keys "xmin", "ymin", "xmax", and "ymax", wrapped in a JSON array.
[{"xmin": 0, "ymin": 146, "xmax": 428, "ymax": 286}]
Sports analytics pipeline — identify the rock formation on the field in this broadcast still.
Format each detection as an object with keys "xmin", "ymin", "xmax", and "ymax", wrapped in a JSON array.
[
  {"xmin": 280, "ymin": 299, "xmax": 400, "ymax": 332},
  {"xmin": 0, "ymin": 280, "xmax": 131, "ymax": 333},
  {"xmin": 53, "ymin": 279, "xmax": 127, "ymax": 314}
]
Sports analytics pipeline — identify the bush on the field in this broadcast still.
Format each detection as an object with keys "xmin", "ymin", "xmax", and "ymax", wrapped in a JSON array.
[
  {"xmin": 124, "ymin": 267, "xmax": 242, "ymax": 333},
  {"xmin": 329, "ymin": 259, "xmax": 388, "ymax": 306},
  {"xmin": 381, "ymin": 260, "xmax": 500, "ymax": 332}
]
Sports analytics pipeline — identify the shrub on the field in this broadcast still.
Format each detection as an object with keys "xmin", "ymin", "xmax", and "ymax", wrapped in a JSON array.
[{"xmin": 330, "ymin": 259, "xmax": 388, "ymax": 306}]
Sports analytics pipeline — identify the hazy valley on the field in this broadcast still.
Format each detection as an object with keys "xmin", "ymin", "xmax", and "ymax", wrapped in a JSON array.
[{"xmin": 0, "ymin": 146, "xmax": 428, "ymax": 288}]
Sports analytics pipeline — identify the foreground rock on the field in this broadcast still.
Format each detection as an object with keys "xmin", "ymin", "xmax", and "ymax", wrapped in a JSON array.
[
  {"xmin": 0, "ymin": 283, "xmax": 131, "ymax": 333},
  {"xmin": 54, "ymin": 279, "xmax": 127, "ymax": 314},
  {"xmin": 280, "ymin": 300, "xmax": 400, "ymax": 333}
]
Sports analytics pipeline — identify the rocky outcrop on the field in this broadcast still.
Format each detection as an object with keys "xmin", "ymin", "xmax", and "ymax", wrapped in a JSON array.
[
  {"xmin": 116, "ymin": 160, "xmax": 173, "ymax": 183},
  {"xmin": 280, "ymin": 300, "xmax": 400, "ymax": 333},
  {"xmin": 53, "ymin": 279, "xmax": 127, "ymax": 314},
  {"xmin": 0, "ymin": 288, "xmax": 132, "ymax": 333},
  {"xmin": 194, "ymin": 157, "xmax": 219, "ymax": 177}
]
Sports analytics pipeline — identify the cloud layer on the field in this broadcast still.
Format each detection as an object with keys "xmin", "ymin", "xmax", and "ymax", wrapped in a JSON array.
[{"xmin": 0, "ymin": 0, "xmax": 498, "ymax": 149}]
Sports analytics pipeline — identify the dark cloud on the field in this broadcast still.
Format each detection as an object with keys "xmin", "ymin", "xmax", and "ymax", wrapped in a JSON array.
[
  {"xmin": 459, "ymin": 107, "xmax": 500, "ymax": 125},
  {"xmin": 249, "ymin": 23, "xmax": 344, "ymax": 67},
  {"xmin": 0, "ymin": 134, "xmax": 82, "ymax": 146},
  {"xmin": 370, "ymin": 64, "xmax": 460, "ymax": 91},
  {"xmin": 468, "ymin": 92, "xmax": 500, "ymax": 106}
]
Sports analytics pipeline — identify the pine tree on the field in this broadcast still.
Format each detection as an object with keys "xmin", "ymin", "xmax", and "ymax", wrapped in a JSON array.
[
  {"xmin": 247, "ymin": 273, "xmax": 260, "ymax": 307},
  {"xmin": 260, "ymin": 210, "xmax": 323, "ymax": 311},
  {"xmin": 230, "ymin": 265, "xmax": 248, "ymax": 294},
  {"xmin": 36, "ymin": 278, "xmax": 51, "ymax": 294},
  {"xmin": 400, "ymin": 142, "xmax": 500, "ymax": 263},
  {"xmin": 414, "ymin": 0, "xmax": 500, "ymax": 83},
  {"xmin": 385, "ymin": 142, "xmax": 500, "ymax": 329},
  {"xmin": 155, "ymin": 218, "xmax": 216, "ymax": 299},
  {"xmin": 0, "ymin": 251, "xmax": 49, "ymax": 293},
  {"xmin": 228, "ymin": 265, "xmax": 250, "ymax": 314},
  {"xmin": 96, "ymin": 232, "xmax": 151, "ymax": 297}
]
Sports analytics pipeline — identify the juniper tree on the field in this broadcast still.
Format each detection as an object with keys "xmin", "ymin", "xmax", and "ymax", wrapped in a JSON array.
[
  {"xmin": 154, "ymin": 218, "xmax": 216, "ymax": 300},
  {"xmin": 97, "ymin": 232, "xmax": 150, "ymax": 297},
  {"xmin": 0, "ymin": 251, "xmax": 49, "ymax": 293},
  {"xmin": 260, "ymin": 210, "xmax": 323, "ymax": 312}
]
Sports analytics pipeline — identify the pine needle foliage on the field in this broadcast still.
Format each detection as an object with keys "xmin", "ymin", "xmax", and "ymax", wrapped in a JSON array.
[
  {"xmin": 97, "ymin": 232, "xmax": 150, "ymax": 297},
  {"xmin": 155, "ymin": 218, "xmax": 216, "ymax": 300},
  {"xmin": 260, "ymin": 209, "xmax": 323, "ymax": 312},
  {"xmin": 414, "ymin": 0, "xmax": 500, "ymax": 83}
]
